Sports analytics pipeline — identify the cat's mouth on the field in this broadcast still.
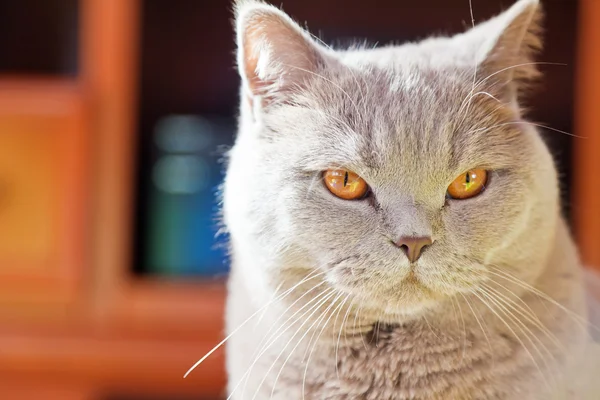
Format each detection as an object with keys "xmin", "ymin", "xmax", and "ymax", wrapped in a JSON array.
[
  {"xmin": 400, "ymin": 272, "xmax": 439, "ymax": 300},
  {"xmin": 345, "ymin": 271, "xmax": 439, "ymax": 311},
  {"xmin": 325, "ymin": 258, "xmax": 457, "ymax": 318},
  {"xmin": 403, "ymin": 270, "xmax": 420, "ymax": 285},
  {"xmin": 326, "ymin": 273, "xmax": 446, "ymax": 323}
]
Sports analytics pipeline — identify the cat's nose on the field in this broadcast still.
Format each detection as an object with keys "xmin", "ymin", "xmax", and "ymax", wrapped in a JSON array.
[{"xmin": 394, "ymin": 236, "xmax": 433, "ymax": 262}]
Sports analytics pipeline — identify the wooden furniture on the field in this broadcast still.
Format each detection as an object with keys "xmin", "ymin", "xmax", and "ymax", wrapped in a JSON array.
[
  {"xmin": 0, "ymin": 1, "xmax": 225, "ymax": 399},
  {"xmin": 575, "ymin": 0, "xmax": 600, "ymax": 269}
]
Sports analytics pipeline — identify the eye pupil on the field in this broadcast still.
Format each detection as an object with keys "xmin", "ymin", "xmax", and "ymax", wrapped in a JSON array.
[
  {"xmin": 447, "ymin": 168, "xmax": 488, "ymax": 200},
  {"xmin": 324, "ymin": 169, "xmax": 369, "ymax": 200}
]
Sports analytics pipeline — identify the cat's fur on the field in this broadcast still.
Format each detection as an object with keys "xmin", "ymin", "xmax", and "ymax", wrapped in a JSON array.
[{"xmin": 223, "ymin": 0, "xmax": 597, "ymax": 398}]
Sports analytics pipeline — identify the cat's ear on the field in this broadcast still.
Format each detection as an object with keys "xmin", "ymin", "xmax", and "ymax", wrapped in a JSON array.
[
  {"xmin": 235, "ymin": 1, "xmax": 330, "ymax": 106},
  {"xmin": 465, "ymin": 0, "xmax": 543, "ymax": 99}
]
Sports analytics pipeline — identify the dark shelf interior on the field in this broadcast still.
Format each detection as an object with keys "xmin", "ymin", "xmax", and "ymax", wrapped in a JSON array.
[
  {"xmin": 0, "ymin": 0, "xmax": 79, "ymax": 76},
  {"xmin": 133, "ymin": 0, "xmax": 237, "ymax": 278}
]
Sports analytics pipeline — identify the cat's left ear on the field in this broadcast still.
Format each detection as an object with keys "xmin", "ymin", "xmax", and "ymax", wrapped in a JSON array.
[
  {"xmin": 465, "ymin": 0, "xmax": 543, "ymax": 100},
  {"xmin": 234, "ymin": 1, "xmax": 332, "ymax": 108}
]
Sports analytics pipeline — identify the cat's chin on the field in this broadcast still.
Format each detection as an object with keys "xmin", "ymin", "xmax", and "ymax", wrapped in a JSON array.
[
  {"xmin": 354, "ymin": 298, "xmax": 441, "ymax": 326},
  {"xmin": 335, "ymin": 278, "xmax": 448, "ymax": 323}
]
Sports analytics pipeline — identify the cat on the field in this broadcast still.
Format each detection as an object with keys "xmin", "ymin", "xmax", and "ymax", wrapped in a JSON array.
[{"xmin": 221, "ymin": 0, "xmax": 600, "ymax": 398}]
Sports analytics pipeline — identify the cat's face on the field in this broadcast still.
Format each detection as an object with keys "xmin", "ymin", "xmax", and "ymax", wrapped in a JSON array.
[{"xmin": 225, "ymin": 0, "xmax": 558, "ymax": 319}]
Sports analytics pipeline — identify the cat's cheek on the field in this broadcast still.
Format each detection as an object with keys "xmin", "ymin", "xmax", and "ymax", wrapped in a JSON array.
[
  {"xmin": 442, "ymin": 199, "xmax": 514, "ymax": 258},
  {"xmin": 282, "ymin": 196, "xmax": 377, "ymax": 264}
]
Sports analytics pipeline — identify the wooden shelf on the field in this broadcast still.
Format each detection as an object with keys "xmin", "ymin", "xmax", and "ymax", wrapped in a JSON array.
[
  {"xmin": 111, "ymin": 279, "xmax": 226, "ymax": 337},
  {"xmin": 0, "ymin": 278, "xmax": 226, "ymax": 397},
  {"xmin": 0, "ymin": 1, "xmax": 227, "ymax": 397},
  {"xmin": 0, "ymin": 324, "xmax": 226, "ymax": 398},
  {"xmin": 0, "ymin": 77, "xmax": 88, "ymax": 312},
  {"xmin": 575, "ymin": 0, "xmax": 600, "ymax": 269}
]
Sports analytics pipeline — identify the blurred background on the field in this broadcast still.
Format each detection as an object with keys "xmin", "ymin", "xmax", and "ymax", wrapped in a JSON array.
[{"xmin": 0, "ymin": 0, "xmax": 598, "ymax": 399}]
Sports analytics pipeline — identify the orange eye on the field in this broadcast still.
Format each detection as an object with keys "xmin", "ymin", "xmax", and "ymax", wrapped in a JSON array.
[
  {"xmin": 447, "ymin": 169, "xmax": 488, "ymax": 200},
  {"xmin": 324, "ymin": 169, "xmax": 369, "ymax": 200}
]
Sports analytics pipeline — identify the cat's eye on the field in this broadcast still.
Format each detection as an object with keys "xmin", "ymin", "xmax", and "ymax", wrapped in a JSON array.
[
  {"xmin": 447, "ymin": 169, "xmax": 488, "ymax": 200},
  {"xmin": 323, "ymin": 169, "xmax": 369, "ymax": 200}
]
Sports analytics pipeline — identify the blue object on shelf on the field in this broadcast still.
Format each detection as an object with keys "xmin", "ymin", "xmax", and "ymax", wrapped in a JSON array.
[{"xmin": 145, "ymin": 115, "xmax": 232, "ymax": 277}]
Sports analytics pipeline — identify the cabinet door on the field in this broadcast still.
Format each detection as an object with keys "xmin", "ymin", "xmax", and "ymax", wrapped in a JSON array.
[{"xmin": 0, "ymin": 79, "xmax": 87, "ymax": 313}]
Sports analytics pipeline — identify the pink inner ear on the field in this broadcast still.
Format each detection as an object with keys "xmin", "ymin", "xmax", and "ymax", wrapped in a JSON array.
[
  {"xmin": 243, "ymin": 15, "xmax": 272, "ymax": 95},
  {"xmin": 240, "ymin": 9, "xmax": 322, "ymax": 99}
]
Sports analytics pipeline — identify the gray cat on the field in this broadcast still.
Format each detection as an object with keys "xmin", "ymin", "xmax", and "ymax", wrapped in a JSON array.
[{"xmin": 218, "ymin": 0, "xmax": 600, "ymax": 398}]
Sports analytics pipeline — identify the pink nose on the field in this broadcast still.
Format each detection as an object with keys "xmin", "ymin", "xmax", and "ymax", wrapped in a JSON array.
[{"xmin": 394, "ymin": 236, "xmax": 433, "ymax": 262}]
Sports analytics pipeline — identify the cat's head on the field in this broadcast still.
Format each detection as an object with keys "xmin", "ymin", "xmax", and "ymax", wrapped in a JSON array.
[{"xmin": 225, "ymin": 0, "xmax": 559, "ymax": 319}]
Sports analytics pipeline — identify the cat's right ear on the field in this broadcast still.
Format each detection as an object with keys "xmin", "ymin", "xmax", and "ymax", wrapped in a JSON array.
[
  {"xmin": 461, "ymin": 0, "xmax": 543, "ymax": 103},
  {"xmin": 235, "ymin": 1, "xmax": 330, "ymax": 108}
]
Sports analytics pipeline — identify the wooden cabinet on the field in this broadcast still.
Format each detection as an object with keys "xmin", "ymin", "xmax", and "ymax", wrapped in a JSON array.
[
  {"xmin": 0, "ymin": 1, "xmax": 225, "ymax": 398},
  {"xmin": 0, "ymin": 79, "xmax": 86, "ymax": 310},
  {"xmin": 575, "ymin": 0, "xmax": 600, "ymax": 269}
]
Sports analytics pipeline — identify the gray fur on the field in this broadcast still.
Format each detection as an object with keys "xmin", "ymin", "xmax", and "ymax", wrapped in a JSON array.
[{"xmin": 222, "ymin": 0, "xmax": 598, "ymax": 398}]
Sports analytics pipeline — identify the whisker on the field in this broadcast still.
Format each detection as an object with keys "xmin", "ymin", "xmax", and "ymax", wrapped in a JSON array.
[
  {"xmin": 302, "ymin": 291, "xmax": 343, "ymax": 364},
  {"xmin": 341, "ymin": 63, "xmax": 368, "ymax": 128},
  {"xmin": 184, "ymin": 269, "xmax": 326, "ymax": 378},
  {"xmin": 459, "ymin": 292, "xmax": 494, "ymax": 365},
  {"xmin": 477, "ymin": 287, "xmax": 556, "ymax": 389},
  {"xmin": 450, "ymin": 296, "xmax": 462, "ymax": 342},
  {"xmin": 246, "ymin": 289, "xmax": 338, "ymax": 400},
  {"xmin": 487, "ymin": 266, "xmax": 595, "ymax": 332},
  {"xmin": 280, "ymin": 63, "xmax": 363, "ymax": 119},
  {"xmin": 308, "ymin": 32, "xmax": 332, "ymax": 51},
  {"xmin": 302, "ymin": 294, "xmax": 349, "ymax": 400},
  {"xmin": 457, "ymin": 90, "xmax": 503, "ymax": 117},
  {"xmin": 374, "ymin": 307, "xmax": 385, "ymax": 347},
  {"xmin": 481, "ymin": 284, "xmax": 563, "ymax": 363},
  {"xmin": 482, "ymin": 287, "xmax": 565, "ymax": 386},
  {"xmin": 484, "ymin": 281, "xmax": 566, "ymax": 353},
  {"xmin": 474, "ymin": 62, "xmax": 567, "ymax": 90},
  {"xmin": 250, "ymin": 280, "xmax": 327, "ymax": 367},
  {"xmin": 457, "ymin": 0, "xmax": 478, "ymax": 128},
  {"xmin": 264, "ymin": 291, "xmax": 344, "ymax": 400},
  {"xmin": 472, "ymin": 288, "xmax": 551, "ymax": 390},
  {"xmin": 465, "ymin": 120, "xmax": 586, "ymax": 139},
  {"xmin": 422, "ymin": 312, "xmax": 441, "ymax": 341},
  {"xmin": 455, "ymin": 295, "xmax": 468, "ymax": 361},
  {"xmin": 342, "ymin": 300, "xmax": 355, "ymax": 355},
  {"xmin": 353, "ymin": 298, "xmax": 369, "ymax": 352},
  {"xmin": 255, "ymin": 281, "xmax": 286, "ymax": 329},
  {"xmin": 335, "ymin": 294, "xmax": 353, "ymax": 380},
  {"xmin": 233, "ymin": 287, "xmax": 335, "ymax": 400}
]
